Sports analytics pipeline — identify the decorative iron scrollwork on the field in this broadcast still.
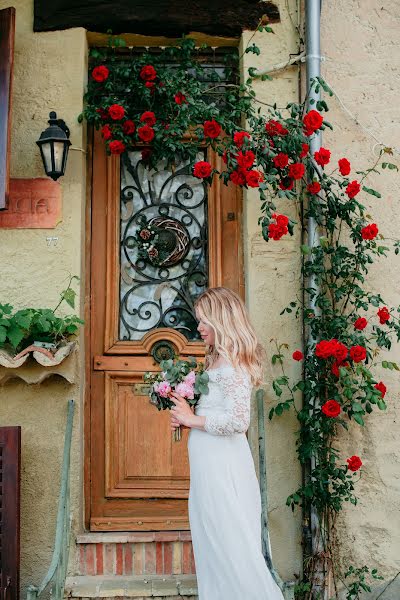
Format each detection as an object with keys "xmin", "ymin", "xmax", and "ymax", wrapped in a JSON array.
[{"xmin": 119, "ymin": 152, "xmax": 208, "ymax": 341}]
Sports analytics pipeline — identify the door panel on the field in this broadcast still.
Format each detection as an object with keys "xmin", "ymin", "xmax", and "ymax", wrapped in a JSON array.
[{"xmin": 88, "ymin": 128, "xmax": 243, "ymax": 530}]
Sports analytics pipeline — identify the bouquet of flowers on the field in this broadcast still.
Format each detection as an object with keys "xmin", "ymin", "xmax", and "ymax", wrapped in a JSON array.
[{"xmin": 144, "ymin": 356, "xmax": 209, "ymax": 441}]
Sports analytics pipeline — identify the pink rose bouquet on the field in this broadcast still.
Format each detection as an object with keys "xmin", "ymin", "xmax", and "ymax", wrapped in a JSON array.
[{"xmin": 144, "ymin": 357, "xmax": 209, "ymax": 441}]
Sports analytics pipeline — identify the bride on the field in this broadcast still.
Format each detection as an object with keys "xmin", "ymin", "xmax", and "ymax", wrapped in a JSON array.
[{"xmin": 170, "ymin": 287, "xmax": 285, "ymax": 600}]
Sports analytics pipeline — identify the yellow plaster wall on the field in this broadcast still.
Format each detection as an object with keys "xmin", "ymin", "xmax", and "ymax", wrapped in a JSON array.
[
  {"xmin": 0, "ymin": 1, "xmax": 87, "ymax": 596},
  {"xmin": 320, "ymin": 0, "xmax": 400, "ymax": 590}
]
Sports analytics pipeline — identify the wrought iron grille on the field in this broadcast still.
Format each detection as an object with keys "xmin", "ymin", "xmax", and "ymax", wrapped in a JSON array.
[{"xmin": 119, "ymin": 151, "xmax": 208, "ymax": 341}]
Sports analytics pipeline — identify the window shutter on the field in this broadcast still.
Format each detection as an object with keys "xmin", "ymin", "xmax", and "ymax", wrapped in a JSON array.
[
  {"xmin": 0, "ymin": 426, "xmax": 21, "ymax": 600},
  {"xmin": 0, "ymin": 7, "xmax": 15, "ymax": 211}
]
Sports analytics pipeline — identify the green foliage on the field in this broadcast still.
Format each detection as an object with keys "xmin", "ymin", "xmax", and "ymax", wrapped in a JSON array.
[{"xmin": 0, "ymin": 276, "xmax": 83, "ymax": 353}]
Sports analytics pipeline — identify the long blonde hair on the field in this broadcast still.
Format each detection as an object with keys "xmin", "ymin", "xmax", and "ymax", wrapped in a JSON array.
[{"xmin": 194, "ymin": 287, "xmax": 265, "ymax": 386}]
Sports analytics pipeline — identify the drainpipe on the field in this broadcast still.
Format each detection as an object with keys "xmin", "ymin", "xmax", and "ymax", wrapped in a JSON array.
[{"xmin": 305, "ymin": 0, "xmax": 326, "ymax": 598}]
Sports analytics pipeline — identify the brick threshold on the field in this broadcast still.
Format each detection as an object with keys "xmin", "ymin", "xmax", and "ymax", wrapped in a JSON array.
[
  {"xmin": 76, "ymin": 532, "xmax": 192, "ymax": 544},
  {"xmin": 65, "ymin": 574, "xmax": 198, "ymax": 598}
]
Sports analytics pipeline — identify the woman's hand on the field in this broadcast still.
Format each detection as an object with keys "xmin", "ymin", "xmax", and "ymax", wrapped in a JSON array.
[{"xmin": 170, "ymin": 392, "xmax": 195, "ymax": 429}]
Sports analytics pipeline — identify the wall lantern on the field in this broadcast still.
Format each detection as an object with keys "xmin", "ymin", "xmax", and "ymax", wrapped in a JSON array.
[{"xmin": 36, "ymin": 111, "xmax": 71, "ymax": 181}]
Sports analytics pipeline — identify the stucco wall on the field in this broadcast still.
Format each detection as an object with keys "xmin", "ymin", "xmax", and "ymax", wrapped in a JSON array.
[
  {"xmin": 320, "ymin": 1, "xmax": 400, "ymax": 595},
  {"xmin": 0, "ymin": 1, "xmax": 87, "ymax": 597}
]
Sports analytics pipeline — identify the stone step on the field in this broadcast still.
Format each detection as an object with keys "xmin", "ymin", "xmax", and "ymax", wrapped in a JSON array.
[
  {"xmin": 65, "ymin": 574, "xmax": 197, "ymax": 598},
  {"xmin": 65, "ymin": 574, "xmax": 295, "ymax": 599}
]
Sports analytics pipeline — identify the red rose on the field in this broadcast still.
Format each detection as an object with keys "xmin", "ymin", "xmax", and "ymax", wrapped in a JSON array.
[
  {"xmin": 96, "ymin": 108, "xmax": 109, "ymax": 120},
  {"xmin": 338, "ymin": 158, "xmax": 351, "ymax": 176},
  {"xmin": 321, "ymin": 399, "xmax": 341, "ymax": 418},
  {"xmin": 122, "ymin": 120, "xmax": 135, "ymax": 135},
  {"xmin": 349, "ymin": 345, "xmax": 367, "ymax": 363},
  {"xmin": 303, "ymin": 110, "xmax": 323, "ymax": 136},
  {"xmin": 234, "ymin": 131, "xmax": 251, "ymax": 147},
  {"xmin": 265, "ymin": 119, "xmax": 288, "ymax": 136},
  {"xmin": 92, "ymin": 65, "xmax": 109, "ymax": 82},
  {"xmin": 377, "ymin": 307, "xmax": 390, "ymax": 324},
  {"xmin": 288, "ymin": 163, "xmax": 305, "ymax": 180},
  {"xmin": 140, "ymin": 65, "xmax": 157, "ymax": 81},
  {"xmin": 300, "ymin": 143, "xmax": 309, "ymax": 158},
  {"xmin": 140, "ymin": 111, "xmax": 156, "ymax": 126},
  {"xmin": 279, "ymin": 178, "xmax": 294, "ymax": 191},
  {"xmin": 230, "ymin": 170, "xmax": 246, "ymax": 186},
  {"xmin": 374, "ymin": 381, "xmax": 387, "ymax": 398},
  {"xmin": 292, "ymin": 350, "xmax": 304, "ymax": 361},
  {"xmin": 141, "ymin": 148, "xmax": 152, "ymax": 162},
  {"xmin": 347, "ymin": 455, "xmax": 362, "ymax": 472},
  {"xmin": 101, "ymin": 124, "xmax": 112, "ymax": 140},
  {"xmin": 174, "ymin": 92, "xmax": 187, "ymax": 104},
  {"xmin": 354, "ymin": 317, "xmax": 367, "ymax": 330},
  {"xmin": 268, "ymin": 223, "xmax": 288, "ymax": 240},
  {"xmin": 203, "ymin": 119, "xmax": 221, "ymax": 139},
  {"xmin": 237, "ymin": 150, "xmax": 255, "ymax": 169},
  {"xmin": 138, "ymin": 125, "xmax": 155, "ymax": 142},
  {"xmin": 246, "ymin": 169, "xmax": 263, "ymax": 188},
  {"xmin": 346, "ymin": 180, "xmax": 361, "ymax": 198},
  {"xmin": 108, "ymin": 104, "xmax": 125, "ymax": 120},
  {"xmin": 315, "ymin": 340, "xmax": 335, "ymax": 359},
  {"xmin": 145, "ymin": 81, "xmax": 155, "ymax": 89},
  {"xmin": 193, "ymin": 161, "xmax": 212, "ymax": 179},
  {"xmin": 307, "ymin": 181, "xmax": 321, "ymax": 195},
  {"xmin": 314, "ymin": 147, "xmax": 331, "ymax": 166},
  {"xmin": 333, "ymin": 342, "xmax": 348, "ymax": 363},
  {"xmin": 109, "ymin": 140, "xmax": 126, "ymax": 155},
  {"xmin": 275, "ymin": 214, "xmax": 289, "ymax": 227},
  {"xmin": 361, "ymin": 223, "xmax": 378, "ymax": 240},
  {"xmin": 331, "ymin": 360, "xmax": 349, "ymax": 377},
  {"xmin": 273, "ymin": 153, "xmax": 289, "ymax": 169}
]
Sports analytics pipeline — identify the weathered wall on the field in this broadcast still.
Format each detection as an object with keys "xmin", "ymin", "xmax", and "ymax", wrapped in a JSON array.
[
  {"xmin": 320, "ymin": 1, "xmax": 400, "ymax": 597},
  {"xmin": 0, "ymin": 0, "xmax": 87, "ymax": 596},
  {"xmin": 242, "ymin": 0, "xmax": 303, "ymax": 583}
]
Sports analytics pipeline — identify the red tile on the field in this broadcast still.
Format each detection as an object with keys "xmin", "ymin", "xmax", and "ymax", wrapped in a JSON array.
[
  {"xmin": 124, "ymin": 544, "xmax": 133, "ymax": 575},
  {"xmin": 96, "ymin": 544, "xmax": 104, "ymax": 575},
  {"xmin": 182, "ymin": 542, "xmax": 191, "ymax": 574},
  {"xmin": 104, "ymin": 543, "xmax": 115, "ymax": 575},
  {"xmin": 85, "ymin": 544, "xmax": 95, "ymax": 576},
  {"xmin": 116, "ymin": 543, "xmax": 123, "ymax": 575},
  {"xmin": 163, "ymin": 542, "xmax": 172, "ymax": 574},
  {"xmin": 155, "ymin": 542, "xmax": 163, "ymax": 574},
  {"xmin": 79, "ymin": 545, "xmax": 85, "ymax": 575},
  {"xmin": 144, "ymin": 542, "xmax": 156, "ymax": 573},
  {"xmin": 190, "ymin": 544, "xmax": 196, "ymax": 574}
]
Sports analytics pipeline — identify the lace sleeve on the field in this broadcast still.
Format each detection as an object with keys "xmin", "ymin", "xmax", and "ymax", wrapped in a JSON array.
[{"xmin": 204, "ymin": 368, "xmax": 252, "ymax": 435}]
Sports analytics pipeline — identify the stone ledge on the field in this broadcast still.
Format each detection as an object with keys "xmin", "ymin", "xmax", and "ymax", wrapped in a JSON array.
[
  {"xmin": 76, "ymin": 532, "xmax": 192, "ymax": 544},
  {"xmin": 65, "ymin": 575, "xmax": 198, "ymax": 598}
]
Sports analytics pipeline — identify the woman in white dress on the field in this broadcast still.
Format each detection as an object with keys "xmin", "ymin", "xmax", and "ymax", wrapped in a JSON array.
[{"xmin": 170, "ymin": 287, "xmax": 285, "ymax": 600}]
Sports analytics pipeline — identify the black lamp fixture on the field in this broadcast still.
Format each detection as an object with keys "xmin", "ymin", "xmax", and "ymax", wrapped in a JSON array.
[{"xmin": 36, "ymin": 111, "xmax": 71, "ymax": 181}]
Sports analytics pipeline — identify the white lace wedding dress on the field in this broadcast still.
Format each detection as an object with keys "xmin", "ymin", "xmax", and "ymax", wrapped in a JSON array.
[{"xmin": 187, "ymin": 364, "xmax": 285, "ymax": 600}]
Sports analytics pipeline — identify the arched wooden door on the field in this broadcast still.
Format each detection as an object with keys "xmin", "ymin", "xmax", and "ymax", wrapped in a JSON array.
[{"xmin": 87, "ymin": 129, "xmax": 243, "ymax": 531}]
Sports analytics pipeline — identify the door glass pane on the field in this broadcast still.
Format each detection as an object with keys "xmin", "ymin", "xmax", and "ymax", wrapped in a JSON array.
[{"xmin": 119, "ymin": 151, "xmax": 208, "ymax": 341}]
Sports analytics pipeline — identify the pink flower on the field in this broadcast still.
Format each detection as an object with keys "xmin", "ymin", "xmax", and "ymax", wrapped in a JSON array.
[
  {"xmin": 155, "ymin": 380, "xmax": 172, "ymax": 398},
  {"xmin": 184, "ymin": 371, "xmax": 196, "ymax": 386},
  {"xmin": 175, "ymin": 382, "xmax": 195, "ymax": 400}
]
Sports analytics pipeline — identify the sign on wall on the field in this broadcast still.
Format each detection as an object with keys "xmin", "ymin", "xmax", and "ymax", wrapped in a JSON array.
[{"xmin": 0, "ymin": 178, "xmax": 62, "ymax": 228}]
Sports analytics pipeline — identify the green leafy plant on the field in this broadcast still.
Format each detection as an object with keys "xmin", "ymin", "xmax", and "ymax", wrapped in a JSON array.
[{"xmin": 0, "ymin": 276, "xmax": 84, "ymax": 354}]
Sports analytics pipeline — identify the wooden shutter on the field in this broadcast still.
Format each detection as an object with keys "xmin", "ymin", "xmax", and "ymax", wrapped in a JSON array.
[
  {"xmin": 0, "ymin": 427, "xmax": 21, "ymax": 600},
  {"xmin": 0, "ymin": 7, "xmax": 15, "ymax": 210}
]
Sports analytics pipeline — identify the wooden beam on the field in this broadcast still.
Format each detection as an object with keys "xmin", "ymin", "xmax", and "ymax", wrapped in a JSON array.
[
  {"xmin": 0, "ymin": 7, "xmax": 15, "ymax": 211},
  {"xmin": 34, "ymin": 0, "xmax": 280, "ymax": 37}
]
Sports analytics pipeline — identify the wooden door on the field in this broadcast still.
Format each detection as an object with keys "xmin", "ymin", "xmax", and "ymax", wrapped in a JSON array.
[{"xmin": 87, "ymin": 129, "xmax": 243, "ymax": 531}]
